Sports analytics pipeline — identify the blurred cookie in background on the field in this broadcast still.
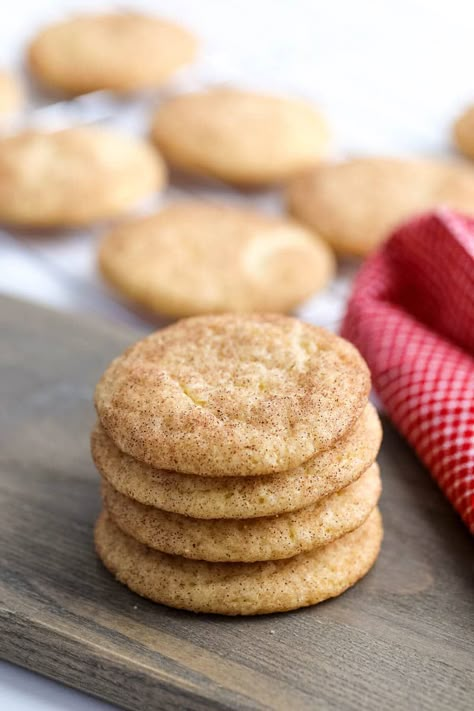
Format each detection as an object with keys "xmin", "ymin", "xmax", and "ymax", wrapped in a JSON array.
[
  {"xmin": 286, "ymin": 157, "xmax": 474, "ymax": 257},
  {"xmin": 0, "ymin": 69, "xmax": 22, "ymax": 116},
  {"xmin": 98, "ymin": 201, "xmax": 335, "ymax": 318},
  {"xmin": 27, "ymin": 12, "xmax": 197, "ymax": 95},
  {"xmin": 0, "ymin": 127, "xmax": 165, "ymax": 228},
  {"xmin": 453, "ymin": 105, "xmax": 474, "ymax": 160},
  {"xmin": 151, "ymin": 88, "xmax": 329, "ymax": 186}
]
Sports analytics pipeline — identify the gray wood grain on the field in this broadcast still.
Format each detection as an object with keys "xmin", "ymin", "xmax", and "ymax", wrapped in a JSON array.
[{"xmin": 0, "ymin": 295, "xmax": 472, "ymax": 711}]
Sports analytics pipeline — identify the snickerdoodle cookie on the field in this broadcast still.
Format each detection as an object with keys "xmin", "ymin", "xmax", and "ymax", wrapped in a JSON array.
[
  {"xmin": 102, "ymin": 463, "xmax": 381, "ymax": 562},
  {"xmin": 94, "ymin": 315, "xmax": 371, "ymax": 476},
  {"xmin": 0, "ymin": 127, "xmax": 165, "ymax": 227},
  {"xmin": 151, "ymin": 88, "xmax": 329, "ymax": 185},
  {"xmin": 28, "ymin": 13, "xmax": 197, "ymax": 94},
  {"xmin": 98, "ymin": 202, "xmax": 335, "ymax": 317},
  {"xmin": 453, "ymin": 105, "xmax": 474, "ymax": 161},
  {"xmin": 287, "ymin": 157, "xmax": 474, "ymax": 256},
  {"xmin": 91, "ymin": 403, "xmax": 381, "ymax": 518},
  {"xmin": 0, "ymin": 70, "xmax": 22, "ymax": 116},
  {"xmin": 95, "ymin": 507, "xmax": 382, "ymax": 615}
]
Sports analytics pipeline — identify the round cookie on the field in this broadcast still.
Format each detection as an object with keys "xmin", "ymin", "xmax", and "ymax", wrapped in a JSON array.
[
  {"xmin": 28, "ymin": 12, "xmax": 197, "ymax": 95},
  {"xmin": 102, "ymin": 463, "xmax": 381, "ymax": 562},
  {"xmin": 151, "ymin": 88, "xmax": 329, "ymax": 185},
  {"xmin": 453, "ymin": 105, "xmax": 474, "ymax": 160},
  {"xmin": 98, "ymin": 202, "xmax": 335, "ymax": 317},
  {"xmin": 287, "ymin": 157, "xmax": 474, "ymax": 256},
  {"xmin": 95, "ymin": 507, "xmax": 383, "ymax": 615},
  {"xmin": 0, "ymin": 70, "xmax": 22, "ymax": 116},
  {"xmin": 94, "ymin": 314, "xmax": 371, "ymax": 476},
  {"xmin": 0, "ymin": 127, "xmax": 165, "ymax": 227},
  {"xmin": 91, "ymin": 403, "xmax": 381, "ymax": 518}
]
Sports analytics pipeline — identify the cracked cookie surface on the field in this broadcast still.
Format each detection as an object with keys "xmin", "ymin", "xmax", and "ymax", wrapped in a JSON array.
[{"xmin": 94, "ymin": 314, "xmax": 371, "ymax": 476}]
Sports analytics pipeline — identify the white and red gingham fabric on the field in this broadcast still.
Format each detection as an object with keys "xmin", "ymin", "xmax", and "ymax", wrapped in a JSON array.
[{"xmin": 342, "ymin": 209, "xmax": 474, "ymax": 534}]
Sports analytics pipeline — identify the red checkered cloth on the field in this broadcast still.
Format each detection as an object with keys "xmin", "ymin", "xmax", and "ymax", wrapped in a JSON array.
[{"xmin": 342, "ymin": 209, "xmax": 474, "ymax": 534}]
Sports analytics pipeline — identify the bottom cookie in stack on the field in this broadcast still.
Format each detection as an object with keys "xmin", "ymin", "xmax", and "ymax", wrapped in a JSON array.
[{"xmin": 95, "ymin": 508, "xmax": 382, "ymax": 616}]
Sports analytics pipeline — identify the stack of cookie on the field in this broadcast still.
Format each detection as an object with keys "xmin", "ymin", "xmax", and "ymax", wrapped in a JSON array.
[{"xmin": 93, "ymin": 314, "xmax": 383, "ymax": 616}]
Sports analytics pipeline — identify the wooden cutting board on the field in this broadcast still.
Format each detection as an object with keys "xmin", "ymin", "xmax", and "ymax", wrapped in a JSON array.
[{"xmin": 0, "ymin": 295, "xmax": 472, "ymax": 711}]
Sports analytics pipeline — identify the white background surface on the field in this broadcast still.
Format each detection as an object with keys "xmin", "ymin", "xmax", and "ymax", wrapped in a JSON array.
[{"xmin": 1, "ymin": 1, "xmax": 473, "ymax": 708}]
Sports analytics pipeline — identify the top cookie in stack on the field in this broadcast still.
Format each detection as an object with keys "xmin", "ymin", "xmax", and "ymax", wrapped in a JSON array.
[{"xmin": 93, "ymin": 314, "xmax": 383, "ymax": 615}]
